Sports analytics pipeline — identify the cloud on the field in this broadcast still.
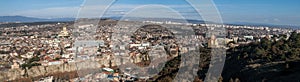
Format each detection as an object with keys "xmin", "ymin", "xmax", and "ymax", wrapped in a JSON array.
[
  {"xmin": 264, "ymin": 18, "xmax": 281, "ymax": 23},
  {"xmin": 119, "ymin": 5, "xmax": 184, "ymax": 19},
  {"xmin": 273, "ymin": 18, "xmax": 280, "ymax": 22},
  {"xmin": 12, "ymin": 4, "xmax": 144, "ymax": 18},
  {"xmin": 14, "ymin": 7, "xmax": 80, "ymax": 18},
  {"xmin": 12, "ymin": 4, "xmax": 206, "ymax": 20}
]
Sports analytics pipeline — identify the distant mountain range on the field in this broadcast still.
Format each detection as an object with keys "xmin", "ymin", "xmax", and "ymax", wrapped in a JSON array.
[
  {"xmin": 0, "ymin": 16, "xmax": 299, "ymax": 29},
  {"xmin": 107, "ymin": 16, "xmax": 211, "ymax": 24},
  {"xmin": 227, "ymin": 22, "xmax": 300, "ymax": 29},
  {"xmin": 0, "ymin": 16, "xmax": 209, "ymax": 24},
  {"xmin": 108, "ymin": 16, "xmax": 300, "ymax": 29},
  {"xmin": 0, "ymin": 16, "xmax": 75, "ymax": 23}
]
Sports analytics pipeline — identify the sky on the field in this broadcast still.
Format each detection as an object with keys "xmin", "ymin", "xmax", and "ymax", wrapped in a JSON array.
[{"xmin": 0, "ymin": 0, "xmax": 300, "ymax": 26}]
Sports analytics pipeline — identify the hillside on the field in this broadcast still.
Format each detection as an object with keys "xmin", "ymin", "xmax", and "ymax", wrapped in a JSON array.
[{"xmin": 152, "ymin": 31, "xmax": 300, "ymax": 82}]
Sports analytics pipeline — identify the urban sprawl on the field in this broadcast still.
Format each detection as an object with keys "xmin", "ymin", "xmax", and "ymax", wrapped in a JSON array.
[{"xmin": 0, "ymin": 19, "xmax": 299, "ymax": 81}]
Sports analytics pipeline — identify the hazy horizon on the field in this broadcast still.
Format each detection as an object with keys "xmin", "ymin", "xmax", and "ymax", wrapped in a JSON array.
[{"xmin": 0, "ymin": 0, "xmax": 300, "ymax": 26}]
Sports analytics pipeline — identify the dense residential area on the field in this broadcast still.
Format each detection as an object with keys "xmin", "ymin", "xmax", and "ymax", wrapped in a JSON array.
[
  {"xmin": 0, "ymin": 18, "xmax": 299, "ymax": 81},
  {"xmin": 1, "ymin": 0, "xmax": 300, "ymax": 81}
]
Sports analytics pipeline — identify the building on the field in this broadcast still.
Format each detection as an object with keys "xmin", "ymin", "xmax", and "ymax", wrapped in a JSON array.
[
  {"xmin": 208, "ymin": 35, "xmax": 219, "ymax": 48},
  {"xmin": 11, "ymin": 60, "xmax": 20, "ymax": 69},
  {"xmin": 168, "ymin": 44, "xmax": 179, "ymax": 57},
  {"xmin": 244, "ymin": 36, "xmax": 254, "ymax": 40},
  {"xmin": 58, "ymin": 26, "xmax": 70, "ymax": 37}
]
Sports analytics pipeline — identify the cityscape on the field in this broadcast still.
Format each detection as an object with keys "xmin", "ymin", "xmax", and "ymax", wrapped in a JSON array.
[{"xmin": 1, "ymin": 0, "xmax": 300, "ymax": 82}]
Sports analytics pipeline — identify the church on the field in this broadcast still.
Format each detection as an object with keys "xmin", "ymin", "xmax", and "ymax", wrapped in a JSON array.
[{"xmin": 58, "ymin": 26, "xmax": 70, "ymax": 38}]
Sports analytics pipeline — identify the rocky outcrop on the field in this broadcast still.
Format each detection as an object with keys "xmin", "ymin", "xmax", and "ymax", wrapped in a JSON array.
[
  {"xmin": 0, "ymin": 61, "xmax": 101, "ymax": 81},
  {"xmin": 0, "ymin": 68, "xmax": 25, "ymax": 81}
]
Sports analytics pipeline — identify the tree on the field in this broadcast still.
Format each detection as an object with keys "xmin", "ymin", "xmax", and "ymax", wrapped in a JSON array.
[
  {"xmin": 289, "ymin": 31, "xmax": 300, "ymax": 48},
  {"xmin": 254, "ymin": 47, "xmax": 266, "ymax": 58},
  {"xmin": 28, "ymin": 56, "xmax": 40, "ymax": 63},
  {"xmin": 260, "ymin": 38, "xmax": 271, "ymax": 50}
]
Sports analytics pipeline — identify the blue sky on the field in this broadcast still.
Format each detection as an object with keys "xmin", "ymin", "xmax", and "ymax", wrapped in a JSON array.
[{"xmin": 0, "ymin": 0, "xmax": 300, "ymax": 26}]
